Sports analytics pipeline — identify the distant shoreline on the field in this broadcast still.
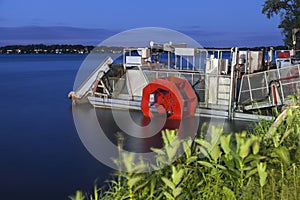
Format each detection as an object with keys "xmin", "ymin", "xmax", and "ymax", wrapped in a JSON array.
[{"xmin": 0, "ymin": 44, "xmax": 289, "ymax": 54}]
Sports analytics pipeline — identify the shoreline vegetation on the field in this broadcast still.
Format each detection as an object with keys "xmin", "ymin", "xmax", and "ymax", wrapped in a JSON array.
[
  {"xmin": 0, "ymin": 44, "xmax": 289, "ymax": 55},
  {"xmin": 70, "ymin": 95, "xmax": 300, "ymax": 200}
]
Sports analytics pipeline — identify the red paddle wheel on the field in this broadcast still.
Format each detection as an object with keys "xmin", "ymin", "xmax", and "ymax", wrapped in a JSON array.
[{"xmin": 141, "ymin": 76, "xmax": 197, "ymax": 119}]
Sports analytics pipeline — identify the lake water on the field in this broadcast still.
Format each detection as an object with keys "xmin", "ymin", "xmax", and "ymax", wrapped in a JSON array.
[{"xmin": 0, "ymin": 54, "xmax": 252, "ymax": 200}]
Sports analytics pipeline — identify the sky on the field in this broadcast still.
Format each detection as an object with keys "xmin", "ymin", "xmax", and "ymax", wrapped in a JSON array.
[{"xmin": 0, "ymin": 0, "xmax": 283, "ymax": 47}]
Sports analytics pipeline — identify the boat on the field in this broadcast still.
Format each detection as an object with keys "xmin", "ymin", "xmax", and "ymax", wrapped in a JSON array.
[{"xmin": 68, "ymin": 41, "xmax": 300, "ymax": 121}]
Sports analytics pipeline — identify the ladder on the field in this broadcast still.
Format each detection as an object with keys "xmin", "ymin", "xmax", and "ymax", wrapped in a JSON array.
[{"xmin": 207, "ymin": 75, "xmax": 231, "ymax": 110}]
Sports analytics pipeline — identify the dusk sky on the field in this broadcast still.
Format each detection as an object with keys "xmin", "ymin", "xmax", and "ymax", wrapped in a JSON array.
[{"xmin": 0, "ymin": 0, "xmax": 283, "ymax": 47}]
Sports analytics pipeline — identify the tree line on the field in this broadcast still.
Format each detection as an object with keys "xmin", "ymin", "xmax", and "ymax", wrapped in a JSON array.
[
  {"xmin": 0, "ymin": 44, "xmax": 291, "ymax": 54},
  {"xmin": 0, "ymin": 44, "xmax": 124, "ymax": 54}
]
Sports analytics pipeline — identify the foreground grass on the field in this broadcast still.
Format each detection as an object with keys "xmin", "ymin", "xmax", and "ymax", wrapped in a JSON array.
[{"xmin": 70, "ymin": 96, "xmax": 300, "ymax": 200}]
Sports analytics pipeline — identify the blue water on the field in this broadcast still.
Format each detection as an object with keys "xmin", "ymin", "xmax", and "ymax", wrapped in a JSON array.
[
  {"xmin": 0, "ymin": 54, "xmax": 112, "ymax": 200},
  {"xmin": 0, "ymin": 54, "xmax": 252, "ymax": 200}
]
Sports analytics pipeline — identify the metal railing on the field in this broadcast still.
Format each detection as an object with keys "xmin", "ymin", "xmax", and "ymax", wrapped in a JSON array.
[
  {"xmin": 143, "ymin": 70, "xmax": 206, "ymax": 102},
  {"xmin": 238, "ymin": 64, "xmax": 300, "ymax": 109}
]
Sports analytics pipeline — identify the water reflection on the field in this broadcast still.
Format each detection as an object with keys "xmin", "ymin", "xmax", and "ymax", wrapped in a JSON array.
[
  {"xmin": 73, "ymin": 104, "xmax": 252, "ymax": 170},
  {"xmin": 99, "ymin": 109, "xmax": 200, "ymax": 153}
]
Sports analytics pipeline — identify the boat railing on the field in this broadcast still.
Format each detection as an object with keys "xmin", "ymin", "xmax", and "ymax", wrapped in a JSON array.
[
  {"xmin": 143, "ymin": 69, "xmax": 206, "ymax": 101},
  {"xmin": 238, "ymin": 64, "xmax": 300, "ymax": 110},
  {"xmin": 123, "ymin": 44, "xmax": 233, "ymax": 72}
]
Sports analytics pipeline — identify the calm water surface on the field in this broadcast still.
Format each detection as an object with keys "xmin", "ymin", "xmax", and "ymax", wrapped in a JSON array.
[
  {"xmin": 0, "ymin": 54, "xmax": 112, "ymax": 200},
  {"xmin": 0, "ymin": 54, "xmax": 252, "ymax": 200}
]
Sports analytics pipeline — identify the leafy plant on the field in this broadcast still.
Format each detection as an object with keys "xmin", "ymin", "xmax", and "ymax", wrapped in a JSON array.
[{"xmin": 71, "ymin": 95, "xmax": 300, "ymax": 199}]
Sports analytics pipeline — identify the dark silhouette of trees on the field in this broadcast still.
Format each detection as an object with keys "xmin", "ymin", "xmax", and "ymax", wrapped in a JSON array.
[
  {"xmin": 262, "ymin": 0, "xmax": 300, "ymax": 49},
  {"xmin": 0, "ymin": 44, "xmax": 122, "ymax": 54}
]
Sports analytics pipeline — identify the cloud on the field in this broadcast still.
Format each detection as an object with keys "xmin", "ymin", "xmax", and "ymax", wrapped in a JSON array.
[
  {"xmin": 0, "ymin": 26, "xmax": 284, "ymax": 47},
  {"xmin": 0, "ymin": 26, "xmax": 118, "ymax": 45},
  {"xmin": 179, "ymin": 28, "xmax": 283, "ymax": 47}
]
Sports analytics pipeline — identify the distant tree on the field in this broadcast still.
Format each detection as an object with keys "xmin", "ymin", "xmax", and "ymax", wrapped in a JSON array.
[{"xmin": 262, "ymin": 0, "xmax": 300, "ymax": 49}]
